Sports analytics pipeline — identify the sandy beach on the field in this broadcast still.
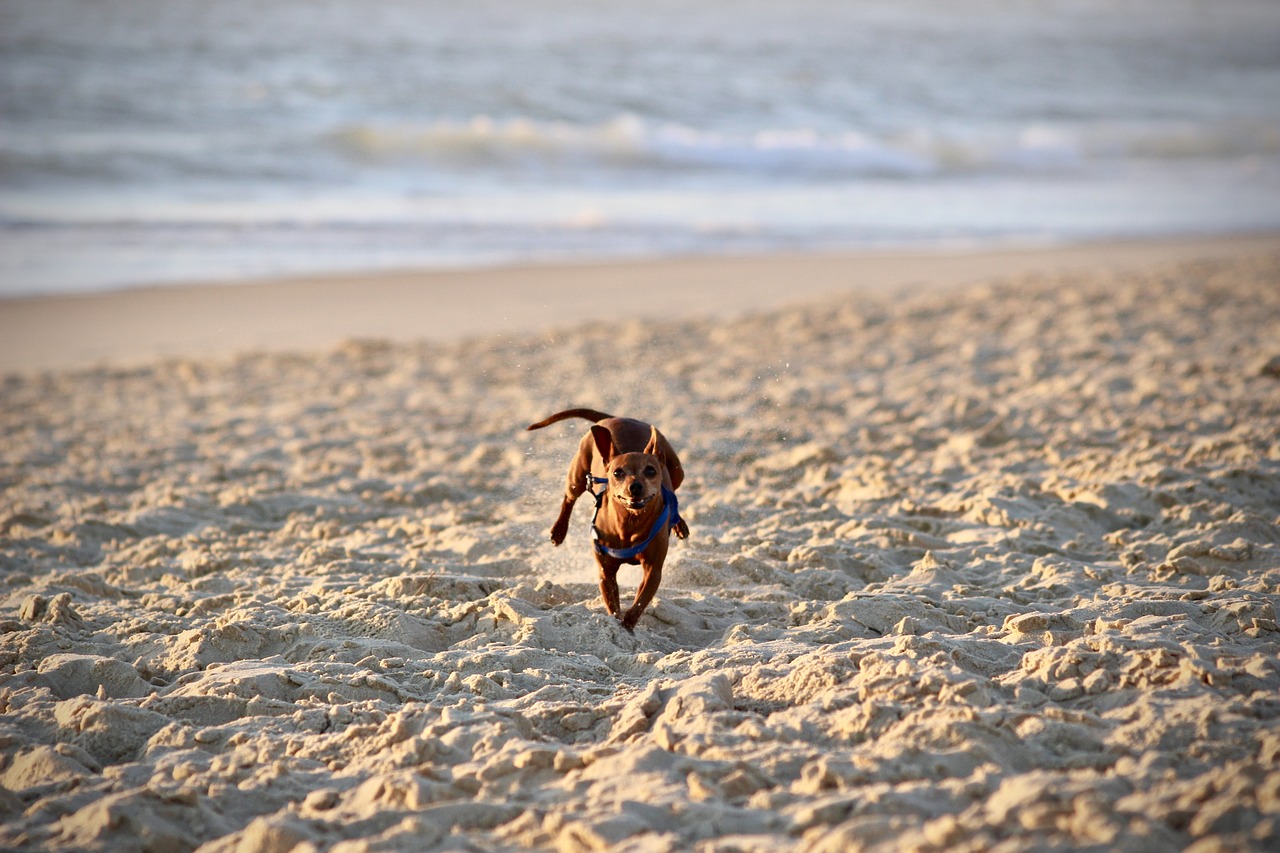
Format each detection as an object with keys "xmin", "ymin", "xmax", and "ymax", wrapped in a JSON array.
[
  {"xmin": 2, "ymin": 237, "xmax": 1280, "ymax": 852},
  {"xmin": 2, "ymin": 236, "xmax": 1277, "ymax": 373}
]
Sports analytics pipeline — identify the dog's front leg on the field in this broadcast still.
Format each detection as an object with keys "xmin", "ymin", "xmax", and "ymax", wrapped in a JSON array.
[
  {"xmin": 551, "ymin": 433, "xmax": 595, "ymax": 545},
  {"xmin": 595, "ymin": 556, "xmax": 622, "ymax": 618},
  {"xmin": 621, "ymin": 558, "xmax": 664, "ymax": 633},
  {"xmin": 549, "ymin": 496, "xmax": 576, "ymax": 545}
]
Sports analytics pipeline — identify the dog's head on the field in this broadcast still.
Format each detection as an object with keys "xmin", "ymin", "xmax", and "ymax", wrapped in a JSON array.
[{"xmin": 591, "ymin": 424, "xmax": 666, "ymax": 512}]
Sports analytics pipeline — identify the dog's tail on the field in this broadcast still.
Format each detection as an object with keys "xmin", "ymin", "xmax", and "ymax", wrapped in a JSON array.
[{"xmin": 526, "ymin": 408, "xmax": 615, "ymax": 431}]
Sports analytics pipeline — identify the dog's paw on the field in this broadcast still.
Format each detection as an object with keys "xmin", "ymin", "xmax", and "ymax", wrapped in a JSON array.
[
  {"xmin": 675, "ymin": 519, "xmax": 690, "ymax": 540},
  {"xmin": 549, "ymin": 523, "xmax": 569, "ymax": 546}
]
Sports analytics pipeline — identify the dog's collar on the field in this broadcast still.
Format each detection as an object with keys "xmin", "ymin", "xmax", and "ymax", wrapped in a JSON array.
[{"xmin": 587, "ymin": 476, "xmax": 681, "ymax": 561}]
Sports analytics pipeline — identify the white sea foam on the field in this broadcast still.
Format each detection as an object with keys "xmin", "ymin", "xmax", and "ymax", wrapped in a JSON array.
[
  {"xmin": 2, "ymin": 0, "xmax": 1279, "ymax": 293},
  {"xmin": 324, "ymin": 115, "xmax": 1280, "ymax": 177}
]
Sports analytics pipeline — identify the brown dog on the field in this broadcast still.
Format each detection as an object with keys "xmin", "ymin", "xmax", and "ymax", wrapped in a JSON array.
[{"xmin": 527, "ymin": 409, "xmax": 689, "ymax": 631}]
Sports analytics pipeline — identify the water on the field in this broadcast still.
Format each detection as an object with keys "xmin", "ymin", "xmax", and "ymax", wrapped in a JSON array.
[{"xmin": 2, "ymin": 0, "xmax": 1279, "ymax": 296}]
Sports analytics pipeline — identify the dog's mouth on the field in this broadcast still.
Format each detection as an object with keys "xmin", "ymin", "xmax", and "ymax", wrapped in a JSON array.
[{"xmin": 618, "ymin": 493, "xmax": 655, "ymax": 510}]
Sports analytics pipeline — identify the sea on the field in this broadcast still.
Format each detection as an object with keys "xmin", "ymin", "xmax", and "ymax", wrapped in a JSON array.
[{"xmin": 2, "ymin": 0, "xmax": 1279, "ymax": 296}]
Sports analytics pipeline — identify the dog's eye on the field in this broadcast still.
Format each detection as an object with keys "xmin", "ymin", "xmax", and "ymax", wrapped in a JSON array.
[
  {"xmin": 613, "ymin": 469, "xmax": 625, "ymax": 479},
  {"xmin": 644, "ymin": 466, "xmax": 657, "ymax": 478}
]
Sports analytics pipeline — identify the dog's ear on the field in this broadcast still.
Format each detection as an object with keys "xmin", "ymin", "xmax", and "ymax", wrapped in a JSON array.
[
  {"xmin": 591, "ymin": 425, "xmax": 615, "ymax": 463},
  {"xmin": 642, "ymin": 425, "xmax": 667, "ymax": 463}
]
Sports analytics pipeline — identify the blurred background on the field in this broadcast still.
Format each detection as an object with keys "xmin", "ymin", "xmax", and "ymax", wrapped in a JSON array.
[{"xmin": 2, "ymin": 0, "xmax": 1279, "ymax": 296}]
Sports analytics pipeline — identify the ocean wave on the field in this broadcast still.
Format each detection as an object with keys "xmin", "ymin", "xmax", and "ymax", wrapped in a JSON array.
[
  {"xmin": 325, "ymin": 115, "xmax": 1280, "ymax": 178},
  {"xmin": 3, "ymin": 115, "xmax": 1277, "ymax": 190},
  {"xmin": 328, "ymin": 115, "xmax": 931, "ymax": 177}
]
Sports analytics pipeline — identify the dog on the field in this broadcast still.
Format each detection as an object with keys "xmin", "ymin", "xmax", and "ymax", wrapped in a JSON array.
[{"xmin": 526, "ymin": 409, "xmax": 688, "ymax": 632}]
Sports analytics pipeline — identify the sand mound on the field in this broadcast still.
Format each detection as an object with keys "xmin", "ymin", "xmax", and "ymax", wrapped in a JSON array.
[{"xmin": 2, "ymin": 252, "xmax": 1279, "ymax": 851}]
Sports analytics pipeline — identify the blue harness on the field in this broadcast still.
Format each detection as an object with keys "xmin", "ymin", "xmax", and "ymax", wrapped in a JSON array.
[{"xmin": 587, "ymin": 475, "xmax": 682, "ymax": 561}]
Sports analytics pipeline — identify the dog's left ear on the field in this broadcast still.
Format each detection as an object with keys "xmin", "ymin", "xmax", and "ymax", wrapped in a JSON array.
[
  {"xmin": 591, "ymin": 425, "xmax": 615, "ymax": 463},
  {"xmin": 643, "ymin": 425, "xmax": 667, "ymax": 462}
]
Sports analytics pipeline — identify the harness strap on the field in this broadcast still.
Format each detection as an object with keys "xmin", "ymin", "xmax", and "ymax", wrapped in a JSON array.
[{"xmin": 587, "ymin": 475, "xmax": 682, "ymax": 561}]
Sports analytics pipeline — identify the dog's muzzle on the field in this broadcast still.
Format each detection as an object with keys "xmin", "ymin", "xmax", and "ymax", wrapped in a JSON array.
[{"xmin": 620, "ymin": 492, "xmax": 655, "ymax": 510}]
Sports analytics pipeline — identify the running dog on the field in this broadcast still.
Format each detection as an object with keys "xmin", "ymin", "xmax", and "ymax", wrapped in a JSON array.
[{"xmin": 526, "ymin": 409, "xmax": 688, "ymax": 631}]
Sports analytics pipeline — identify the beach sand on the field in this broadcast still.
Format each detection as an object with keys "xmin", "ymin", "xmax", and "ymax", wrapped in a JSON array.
[
  {"xmin": 2, "ymin": 235, "xmax": 1277, "ymax": 373},
  {"xmin": 2, "ymin": 237, "xmax": 1279, "ymax": 852}
]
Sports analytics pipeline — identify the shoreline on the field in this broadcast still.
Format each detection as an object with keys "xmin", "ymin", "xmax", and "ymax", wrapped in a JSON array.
[{"xmin": 2, "ymin": 232, "xmax": 1277, "ymax": 374}]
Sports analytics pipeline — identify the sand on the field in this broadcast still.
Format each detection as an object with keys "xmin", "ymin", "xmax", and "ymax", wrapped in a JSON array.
[
  {"xmin": 2, "ymin": 238, "xmax": 1279, "ymax": 852},
  {"xmin": 3, "ymin": 234, "xmax": 1278, "ymax": 373}
]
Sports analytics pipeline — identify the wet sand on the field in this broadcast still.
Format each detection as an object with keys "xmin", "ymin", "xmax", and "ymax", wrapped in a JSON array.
[{"xmin": 2, "ymin": 234, "xmax": 1277, "ymax": 372}]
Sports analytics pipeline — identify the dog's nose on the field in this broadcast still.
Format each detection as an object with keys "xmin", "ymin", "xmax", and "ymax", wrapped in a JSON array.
[{"xmin": 628, "ymin": 481, "xmax": 644, "ymax": 497}]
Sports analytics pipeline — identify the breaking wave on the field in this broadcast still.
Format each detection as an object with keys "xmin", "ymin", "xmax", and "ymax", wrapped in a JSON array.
[{"xmin": 327, "ymin": 114, "xmax": 1280, "ymax": 178}]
